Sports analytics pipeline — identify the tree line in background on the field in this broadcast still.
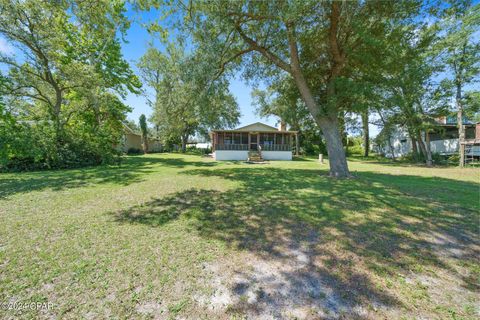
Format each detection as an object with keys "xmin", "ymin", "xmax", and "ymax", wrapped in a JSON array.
[
  {"xmin": 1, "ymin": 0, "xmax": 478, "ymax": 175},
  {"xmin": 137, "ymin": 42, "xmax": 240, "ymax": 152}
]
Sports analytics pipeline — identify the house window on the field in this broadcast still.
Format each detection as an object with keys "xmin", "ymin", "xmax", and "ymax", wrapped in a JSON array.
[
  {"xmin": 466, "ymin": 127, "xmax": 475, "ymax": 139},
  {"xmin": 261, "ymin": 133, "xmax": 275, "ymax": 145},
  {"xmin": 400, "ymin": 139, "xmax": 407, "ymax": 143},
  {"xmin": 233, "ymin": 133, "xmax": 242, "ymax": 144},
  {"xmin": 224, "ymin": 133, "xmax": 233, "ymax": 144},
  {"xmin": 241, "ymin": 133, "xmax": 248, "ymax": 144}
]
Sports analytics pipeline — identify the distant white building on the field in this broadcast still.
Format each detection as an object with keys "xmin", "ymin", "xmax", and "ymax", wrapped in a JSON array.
[
  {"xmin": 195, "ymin": 142, "xmax": 211, "ymax": 149},
  {"xmin": 375, "ymin": 117, "xmax": 480, "ymax": 158}
]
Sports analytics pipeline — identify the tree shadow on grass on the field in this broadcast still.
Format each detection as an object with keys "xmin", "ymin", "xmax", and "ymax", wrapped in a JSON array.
[
  {"xmin": 110, "ymin": 167, "xmax": 479, "ymax": 317},
  {"xmin": 0, "ymin": 154, "xmax": 217, "ymax": 199}
]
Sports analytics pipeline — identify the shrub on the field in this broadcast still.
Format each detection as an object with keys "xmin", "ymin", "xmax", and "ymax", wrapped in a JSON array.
[
  {"xmin": 127, "ymin": 148, "xmax": 143, "ymax": 155},
  {"xmin": 345, "ymin": 136, "xmax": 364, "ymax": 156},
  {"xmin": 401, "ymin": 151, "xmax": 447, "ymax": 165},
  {"xmin": 184, "ymin": 145, "xmax": 211, "ymax": 155},
  {"xmin": 447, "ymin": 153, "xmax": 460, "ymax": 165},
  {"xmin": 0, "ymin": 121, "xmax": 122, "ymax": 172},
  {"xmin": 302, "ymin": 141, "xmax": 327, "ymax": 156}
]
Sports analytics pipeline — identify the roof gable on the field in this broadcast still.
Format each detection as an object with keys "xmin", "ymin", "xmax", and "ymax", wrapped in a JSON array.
[
  {"xmin": 122, "ymin": 122, "xmax": 139, "ymax": 135},
  {"xmin": 234, "ymin": 122, "xmax": 278, "ymax": 132}
]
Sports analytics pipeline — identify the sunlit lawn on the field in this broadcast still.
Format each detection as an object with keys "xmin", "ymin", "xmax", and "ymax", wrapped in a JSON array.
[{"xmin": 1, "ymin": 153, "xmax": 478, "ymax": 319}]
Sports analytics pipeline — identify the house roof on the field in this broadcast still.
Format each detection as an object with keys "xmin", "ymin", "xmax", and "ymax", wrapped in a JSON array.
[
  {"xmin": 235, "ymin": 122, "xmax": 279, "ymax": 131},
  {"xmin": 211, "ymin": 122, "xmax": 297, "ymax": 133},
  {"xmin": 122, "ymin": 122, "xmax": 139, "ymax": 135}
]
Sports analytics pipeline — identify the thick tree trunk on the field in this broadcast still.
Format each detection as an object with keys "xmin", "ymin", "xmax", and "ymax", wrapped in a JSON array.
[
  {"xmin": 338, "ymin": 112, "xmax": 347, "ymax": 147},
  {"xmin": 181, "ymin": 135, "xmax": 187, "ymax": 153},
  {"xmin": 456, "ymin": 83, "xmax": 465, "ymax": 167},
  {"xmin": 424, "ymin": 131, "xmax": 433, "ymax": 167},
  {"xmin": 142, "ymin": 134, "xmax": 148, "ymax": 154},
  {"xmin": 289, "ymin": 71, "xmax": 350, "ymax": 177},
  {"xmin": 411, "ymin": 136, "xmax": 418, "ymax": 158},
  {"xmin": 416, "ymin": 132, "xmax": 428, "ymax": 160},
  {"xmin": 318, "ymin": 116, "xmax": 350, "ymax": 177},
  {"xmin": 280, "ymin": 5, "xmax": 350, "ymax": 177},
  {"xmin": 362, "ymin": 110, "xmax": 369, "ymax": 157}
]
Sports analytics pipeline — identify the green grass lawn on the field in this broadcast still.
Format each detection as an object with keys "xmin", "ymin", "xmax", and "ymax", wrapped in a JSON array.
[{"xmin": 1, "ymin": 153, "xmax": 479, "ymax": 319}]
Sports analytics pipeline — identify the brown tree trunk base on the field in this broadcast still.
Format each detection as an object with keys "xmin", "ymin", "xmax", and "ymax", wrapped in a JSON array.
[
  {"xmin": 318, "ymin": 116, "xmax": 351, "ymax": 178},
  {"xmin": 362, "ymin": 110, "xmax": 369, "ymax": 157},
  {"xmin": 459, "ymin": 144, "xmax": 465, "ymax": 168}
]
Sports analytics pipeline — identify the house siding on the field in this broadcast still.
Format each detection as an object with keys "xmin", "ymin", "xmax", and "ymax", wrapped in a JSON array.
[
  {"xmin": 214, "ymin": 150, "xmax": 292, "ymax": 161},
  {"xmin": 117, "ymin": 133, "xmax": 162, "ymax": 153},
  {"xmin": 262, "ymin": 151, "xmax": 292, "ymax": 160},
  {"xmin": 376, "ymin": 125, "xmax": 480, "ymax": 157},
  {"xmin": 214, "ymin": 150, "xmax": 249, "ymax": 160}
]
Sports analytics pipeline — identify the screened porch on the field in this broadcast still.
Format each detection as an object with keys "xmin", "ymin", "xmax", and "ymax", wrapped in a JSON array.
[{"xmin": 212, "ymin": 131, "xmax": 297, "ymax": 152}]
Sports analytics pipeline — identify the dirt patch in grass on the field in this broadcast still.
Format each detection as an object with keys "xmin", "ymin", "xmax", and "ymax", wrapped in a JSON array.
[
  {"xmin": 192, "ymin": 224, "xmax": 387, "ymax": 319},
  {"xmin": 192, "ymin": 221, "xmax": 478, "ymax": 319}
]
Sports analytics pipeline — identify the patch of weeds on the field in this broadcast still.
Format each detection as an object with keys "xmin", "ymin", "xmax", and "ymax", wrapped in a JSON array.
[
  {"xmin": 410, "ymin": 282, "xmax": 430, "ymax": 302},
  {"xmin": 385, "ymin": 278, "xmax": 394, "ymax": 289},
  {"xmin": 168, "ymin": 298, "xmax": 188, "ymax": 316}
]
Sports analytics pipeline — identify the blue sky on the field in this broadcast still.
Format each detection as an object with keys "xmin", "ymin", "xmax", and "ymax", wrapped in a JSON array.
[{"xmin": 121, "ymin": 8, "xmax": 276, "ymax": 129}]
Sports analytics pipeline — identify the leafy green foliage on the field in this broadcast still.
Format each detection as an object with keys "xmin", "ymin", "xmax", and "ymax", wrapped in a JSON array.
[
  {"xmin": 0, "ymin": 0, "xmax": 139, "ymax": 170},
  {"xmin": 0, "ymin": 120, "xmax": 122, "ymax": 171},
  {"xmin": 138, "ymin": 43, "xmax": 240, "ymax": 151},
  {"xmin": 371, "ymin": 2, "xmax": 479, "ymax": 166},
  {"xmin": 139, "ymin": 114, "xmax": 148, "ymax": 153}
]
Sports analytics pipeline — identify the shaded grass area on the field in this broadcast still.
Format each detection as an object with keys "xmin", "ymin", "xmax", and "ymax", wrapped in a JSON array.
[
  {"xmin": 0, "ymin": 155, "xmax": 220, "ymax": 199},
  {"xmin": 113, "ymin": 166, "xmax": 479, "ymax": 316},
  {"xmin": 0, "ymin": 154, "xmax": 478, "ymax": 319}
]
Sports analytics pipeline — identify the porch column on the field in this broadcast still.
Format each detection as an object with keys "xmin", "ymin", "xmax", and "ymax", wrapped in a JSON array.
[{"xmin": 295, "ymin": 133, "xmax": 299, "ymax": 156}]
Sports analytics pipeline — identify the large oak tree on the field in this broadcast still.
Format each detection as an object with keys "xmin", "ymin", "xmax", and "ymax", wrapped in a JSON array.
[{"xmin": 161, "ymin": 0, "xmax": 420, "ymax": 177}]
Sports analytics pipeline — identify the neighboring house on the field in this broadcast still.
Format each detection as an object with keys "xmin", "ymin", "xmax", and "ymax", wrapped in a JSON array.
[
  {"xmin": 375, "ymin": 117, "xmax": 480, "ymax": 158},
  {"xmin": 117, "ymin": 123, "xmax": 162, "ymax": 153},
  {"xmin": 195, "ymin": 142, "xmax": 212, "ymax": 149},
  {"xmin": 185, "ymin": 139, "xmax": 212, "ymax": 149},
  {"xmin": 210, "ymin": 122, "xmax": 298, "ymax": 161}
]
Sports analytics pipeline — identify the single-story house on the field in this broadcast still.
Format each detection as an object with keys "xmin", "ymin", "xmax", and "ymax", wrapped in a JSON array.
[
  {"xmin": 116, "ymin": 123, "xmax": 162, "ymax": 153},
  {"xmin": 375, "ymin": 117, "xmax": 480, "ymax": 158},
  {"xmin": 210, "ymin": 122, "xmax": 298, "ymax": 161}
]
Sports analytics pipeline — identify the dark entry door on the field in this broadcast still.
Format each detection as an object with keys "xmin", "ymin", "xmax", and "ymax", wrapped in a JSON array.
[{"xmin": 250, "ymin": 134, "xmax": 258, "ymax": 150}]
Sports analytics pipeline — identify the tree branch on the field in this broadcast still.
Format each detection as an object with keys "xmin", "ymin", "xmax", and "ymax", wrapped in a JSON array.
[
  {"xmin": 328, "ymin": 1, "xmax": 345, "ymax": 76},
  {"xmin": 234, "ymin": 23, "xmax": 292, "ymax": 73},
  {"xmin": 214, "ymin": 47, "xmax": 254, "ymax": 80}
]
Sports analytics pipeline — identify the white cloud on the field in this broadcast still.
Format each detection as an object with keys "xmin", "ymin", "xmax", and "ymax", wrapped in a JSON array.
[{"xmin": 0, "ymin": 37, "xmax": 13, "ymax": 55}]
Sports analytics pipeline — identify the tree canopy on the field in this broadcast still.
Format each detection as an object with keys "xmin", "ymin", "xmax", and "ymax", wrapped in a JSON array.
[
  {"xmin": 143, "ymin": 0, "xmax": 428, "ymax": 176},
  {"xmin": 138, "ymin": 42, "xmax": 240, "ymax": 152},
  {"xmin": 0, "ymin": 0, "xmax": 140, "ymax": 170}
]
